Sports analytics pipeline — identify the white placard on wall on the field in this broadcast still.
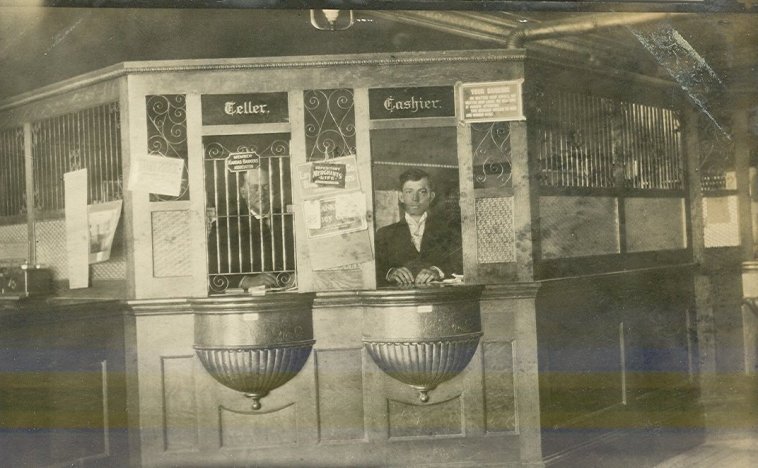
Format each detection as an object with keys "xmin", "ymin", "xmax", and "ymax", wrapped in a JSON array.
[
  {"xmin": 128, "ymin": 154, "xmax": 184, "ymax": 197},
  {"xmin": 64, "ymin": 169, "xmax": 89, "ymax": 289}
]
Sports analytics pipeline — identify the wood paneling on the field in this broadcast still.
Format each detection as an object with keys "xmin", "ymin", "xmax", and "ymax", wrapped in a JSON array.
[
  {"xmin": 388, "ymin": 395, "xmax": 463, "ymax": 439},
  {"xmin": 315, "ymin": 348, "xmax": 366, "ymax": 442},
  {"xmin": 539, "ymin": 195, "xmax": 619, "ymax": 259},
  {"xmin": 161, "ymin": 355, "xmax": 198, "ymax": 451},
  {"xmin": 482, "ymin": 341, "xmax": 517, "ymax": 433},
  {"xmin": 219, "ymin": 404, "xmax": 298, "ymax": 448},
  {"xmin": 625, "ymin": 197, "xmax": 687, "ymax": 252}
]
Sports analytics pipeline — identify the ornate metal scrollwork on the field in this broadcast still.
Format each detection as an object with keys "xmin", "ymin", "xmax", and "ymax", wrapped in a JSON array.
[
  {"xmin": 146, "ymin": 94, "xmax": 189, "ymax": 201},
  {"xmin": 471, "ymin": 122, "xmax": 512, "ymax": 189},
  {"xmin": 304, "ymin": 88, "xmax": 356, "ymax": 161}
]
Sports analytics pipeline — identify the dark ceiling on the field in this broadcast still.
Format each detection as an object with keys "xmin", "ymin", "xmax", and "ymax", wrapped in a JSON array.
[{"xmin": 0, "ymin": 7, "xmax": 755, "ymax": 103}]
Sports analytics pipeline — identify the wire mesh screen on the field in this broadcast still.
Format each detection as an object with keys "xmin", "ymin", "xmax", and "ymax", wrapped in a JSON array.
[
  {"xmin": 203, "ymin": 134, "xmax": 295, "ymax": 294},
  {"xmin": 0, "ymin": 127, "xmax": 25, "ymax": 218},
  {"xmin": 304, "ymin": 88, "xmax": 356, "ymax": 161},
  {"xmin": 534, "ymin": 91, "xmax": 683, "ymax": 190},
  {"xmin": 31, "ymin": 103, "xmax": 122, "ymax": 211}
]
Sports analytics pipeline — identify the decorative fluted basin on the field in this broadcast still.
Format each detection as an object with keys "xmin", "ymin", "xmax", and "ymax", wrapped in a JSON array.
[
  {"xmin": 361, "ymin": 285, "xmax": 484, "ymax": 403},
  {"xmin": 192, "ymin": 293, "xmax": 315, "ymax": 410}
]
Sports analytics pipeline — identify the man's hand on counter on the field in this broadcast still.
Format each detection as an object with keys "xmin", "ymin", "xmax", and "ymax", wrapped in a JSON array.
[
  {"xmin": 415, "ymin": 267, "xmax": 441, "ymax": 285},
  {"xmin": 387, "ymin": 266, "xmax": 414, "ymax": 285},
  {"xmin": 387, "ymin": 266, "xmax": 442, "ymax": 286}
]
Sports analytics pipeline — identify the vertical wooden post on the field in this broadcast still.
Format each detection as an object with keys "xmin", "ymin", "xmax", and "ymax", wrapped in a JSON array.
[
  {"xmin": 23, "ymin": 122, "xmax": 35, "ymax": 264},
  {"xmin": 186, "ymin": 93, "xmax": 207, "ymax": 297},
  {"xmin": 119, "ymin": 75, "xmax": 136, "ymax": 299},
  {"xmin": 733, "ymin": 108, "xmax": 754, "ymax": 261},
  {"xmin": 684, "ymin": 106, "xmax": 718, "ymax": 394}
]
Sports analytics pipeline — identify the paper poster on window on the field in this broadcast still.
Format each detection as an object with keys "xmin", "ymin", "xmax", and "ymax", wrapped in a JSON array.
[
  {"xmin": 297, "ymin": 155, "xmax": 360, "ymax": 198},
  {"xmin": 303, "ymin": 191, "xmax": 367, "ymax": 239},
  {"xmin": 88, "ymin": 200, "xmax": 122, "ymax": 264},
  {"xmin": 127, "ymin": 154, "xmax": 184, "ymax": 197}
]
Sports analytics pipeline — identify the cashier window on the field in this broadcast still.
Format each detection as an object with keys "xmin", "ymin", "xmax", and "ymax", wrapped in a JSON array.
[{"xmin": 203, "ymin": 134, "xmax": 295, "ymax": 294}]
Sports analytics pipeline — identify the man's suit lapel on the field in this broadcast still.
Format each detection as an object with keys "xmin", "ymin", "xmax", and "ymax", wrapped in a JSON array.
[
  {"xmin": 395, "ymin": 218, "xmax": 418, "ymax": 254},
  {"xmin": 418, "ymin": 215, "xmax": 438, "ymax": 254}
]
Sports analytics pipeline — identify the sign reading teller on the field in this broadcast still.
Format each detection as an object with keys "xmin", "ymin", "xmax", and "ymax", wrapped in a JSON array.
[{"xmin": 202, "ymin": 93, "xmax": 289, "ymax": 125}]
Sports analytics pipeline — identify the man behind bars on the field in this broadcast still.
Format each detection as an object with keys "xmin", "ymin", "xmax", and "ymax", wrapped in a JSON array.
[
  {"xmin": 375, "ymin": 168, "xmax": 463, "ymax": 286},
  {"xmin": 207, "ymin": 162, "xmax": 294, "ymax": 293}
]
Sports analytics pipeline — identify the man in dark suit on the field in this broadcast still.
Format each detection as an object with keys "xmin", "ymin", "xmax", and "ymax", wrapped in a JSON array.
[
  {"xmin": 375, "ymin": 168, "xmax": 462, "ymax": 286},
  {"xmin": 207, "ymin": 165, "xmax": 295, "ymax": 293}
]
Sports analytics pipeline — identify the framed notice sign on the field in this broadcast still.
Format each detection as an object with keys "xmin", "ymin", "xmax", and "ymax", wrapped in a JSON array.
[
  {"xmin": 226, "ymin": 151, "xmax": 260, "ymax": 173},
  {"xmin": 457, "ymin": 80, "xmax": 525, "ymax": 123}
]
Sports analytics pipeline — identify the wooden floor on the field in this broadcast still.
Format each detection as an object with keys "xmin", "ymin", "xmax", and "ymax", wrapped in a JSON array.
[{"xmin": 655, "ymin": 434, "xmax": 758, "ymax": 467}]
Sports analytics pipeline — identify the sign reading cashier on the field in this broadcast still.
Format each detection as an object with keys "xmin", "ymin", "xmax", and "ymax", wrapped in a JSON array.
[
  {"xmin": 368, "ymin": 86, "xmax": 454, "ymax": 120},
  {"xmin": 201, "ymin": 93, "xmax": 289, "ymax": 125}
]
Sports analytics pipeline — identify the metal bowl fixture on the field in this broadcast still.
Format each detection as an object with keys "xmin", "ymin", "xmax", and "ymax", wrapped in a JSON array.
[
  {"xmin": 192, "ymin": 293, "xmax": 315, "ymax": 410},
  {"xmin": 362, "ymin": 286, "xmax": 484, "ymax": 403}
]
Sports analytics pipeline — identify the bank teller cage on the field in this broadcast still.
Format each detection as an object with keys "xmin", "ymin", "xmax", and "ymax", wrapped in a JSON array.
[{"xmin": 203, "ymin": 135, "xmax": 295, "ymax": 294}]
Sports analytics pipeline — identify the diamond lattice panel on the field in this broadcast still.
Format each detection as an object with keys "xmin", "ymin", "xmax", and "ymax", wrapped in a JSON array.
[
  {"xmin": 0, "ymin": 223, "xmax": 28, "ymax": 261},
  {"xmin": 152, "ymin": 210, "xmax": 191, "ymax": 278},
  {"xmin": 476, "ymin": 197, "xmax": 515, "ymax": 264},
  {"xmin": 704, "ymin": 196, "xmax": 740, "ymax": 248},
  {"xmin": 92, "ymin": 259, "xmax": 126, "ymax": 280},
  {"xmin": 35, "ymin": 219, "xmax": 67, "ymax": 279}
]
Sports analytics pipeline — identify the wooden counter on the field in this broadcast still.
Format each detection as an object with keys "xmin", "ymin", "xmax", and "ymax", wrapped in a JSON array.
[{"xmin": 125, "ymin": 284, "xmax": 542, "ymax": 467}]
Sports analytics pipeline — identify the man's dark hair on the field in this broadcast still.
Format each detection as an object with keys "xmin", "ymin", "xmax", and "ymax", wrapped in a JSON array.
[{"xmin": 398, "ymin": 168, "xmax": 433, "ymax": 190}]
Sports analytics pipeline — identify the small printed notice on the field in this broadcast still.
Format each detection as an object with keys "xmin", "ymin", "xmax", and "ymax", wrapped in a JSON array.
[
  {"xmin": 88, "ymin": 200, "xmax": 123, "ymax": 264},
  {"xmin": 128, "ymin": 154, "xmax": 184, "ymax": 197},
  {"xmin": 298, "ymin": 155, "xmax": 360, "ymax": 198},
  {"xmin": 226, "ymin": 151, "xmax": 260, "ymax": 173},
  {"xmin": 457, "ymin": 79, "xmax": 525, "ymax": 123},
  {"xmin": 304, "ymin": 192, "xmax": 367, "ymax": 239},
  {"xmin": 311, "ymin": 162, "xmax": 347, "ymax": 188}
]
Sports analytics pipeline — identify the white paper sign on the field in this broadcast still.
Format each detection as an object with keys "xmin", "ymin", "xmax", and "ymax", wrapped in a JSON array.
[
  {"xmin": 128, "ymin": 154, "xmax": 184, "ymax": 197},
  {"xmin": 64, "ymin": 169, "xmax": 89, "ymax": 289},
  {"xmin": 304, "ymin": 199, "xmax": 322, "ymax": 229}
]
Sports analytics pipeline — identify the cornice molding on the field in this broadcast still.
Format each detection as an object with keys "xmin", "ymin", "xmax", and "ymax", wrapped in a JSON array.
[
  {"xmin": 126, "ymin": 298, "xmax": 192, "ymax": 316},
  {"xmin": 0, "ymin": 49, "xmax": 525, "ymax": 113},
  {"xmin": 480, "ymin": 283, "xmax": 542, "ymax": 300}
]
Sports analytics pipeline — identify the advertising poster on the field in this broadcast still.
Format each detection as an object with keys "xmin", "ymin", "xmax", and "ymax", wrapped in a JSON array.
[
  {"xmin": 297, "ymin": 155, "xmax": 360, "ymax": 198},
  {"xmin": 88, "ymin": 200, "xmax": 123, "ymax": 264},
  {"xmin": 304, "ymin": 191, "xmax": 367, "ymax": 239}
]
